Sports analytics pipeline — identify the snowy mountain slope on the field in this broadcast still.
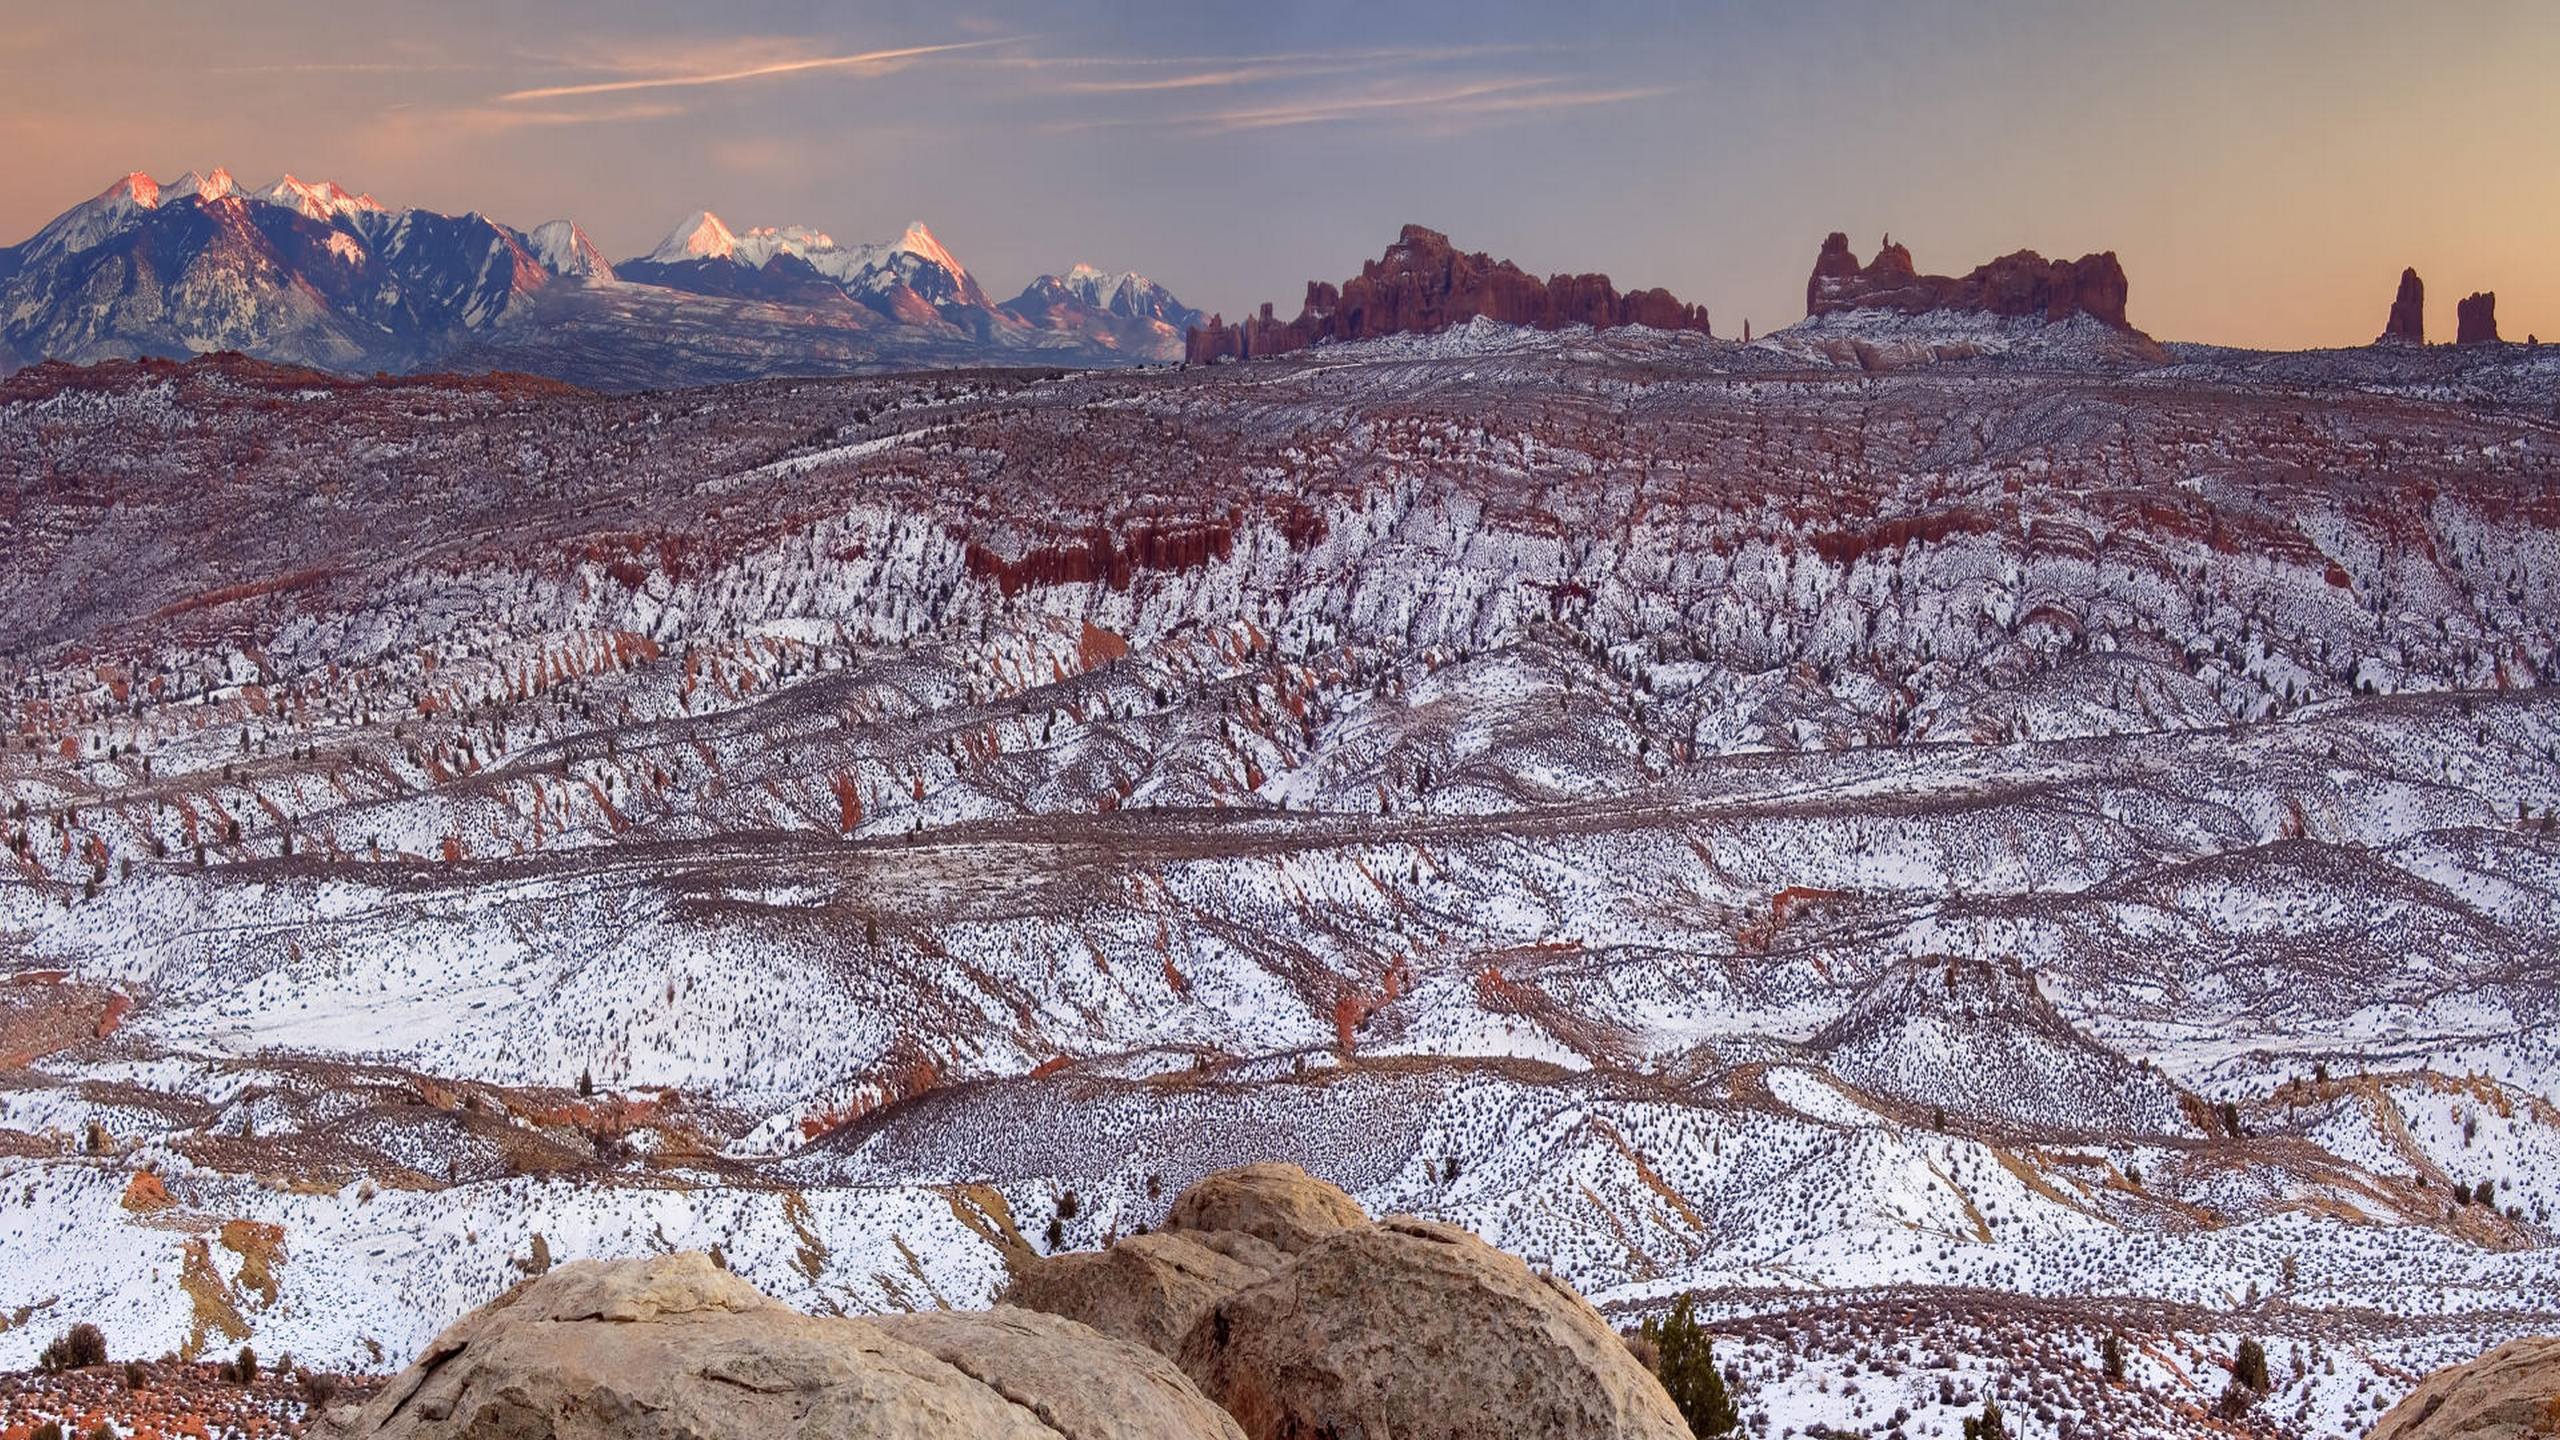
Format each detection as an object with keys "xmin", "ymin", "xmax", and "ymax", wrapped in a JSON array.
[
  {"xmin": 0, "ymin": 176, "xmax": 1197, "ymax": 382},
  {"xmin": 0, "ymin": 170, "xmax": 593, "ymax": 373},
  {"xmin": 610, "ymin": 210, "xmax": 1193, "ymax": 360},
  {"xmin": 1, "ymin": 331, "xmax": 2557, "ymax": 1440},
  {"xmin": 1001, "ymin": 264, "xmax": 1203, "ymax": 357}
]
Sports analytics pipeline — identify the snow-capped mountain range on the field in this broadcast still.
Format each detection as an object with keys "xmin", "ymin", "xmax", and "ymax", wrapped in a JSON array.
[{"xmin": 0, "ymin": 171, "xmax": 1199, "ymax": 384}]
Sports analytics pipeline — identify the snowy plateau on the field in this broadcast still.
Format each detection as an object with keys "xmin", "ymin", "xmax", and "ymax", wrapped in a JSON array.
[{"xmin": 1, "ymin": 316, "xmax": 2558, "ymax": 1440}]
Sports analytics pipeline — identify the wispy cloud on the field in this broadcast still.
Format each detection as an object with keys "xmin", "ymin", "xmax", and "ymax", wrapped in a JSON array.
[
  {"xmin": 1057, "ymin": 65, "xmax": 1324, "ymax": 94},
  {"xmin": 1205, "ymin": 78, "xmax": 1548, "ymax": 130},
  {"xmin": 209, "ymin": 60, "xmax": 487, "ymax": 75},
  {"xmin": 496, "ymin": 37, "xmax": 1015, "ymax": 103},
  {"xmin": 1048, "ymin": 74, "xmax": 1671, "ymax": 135},
  {"xmin": 997, "ymin": 44, "xmax": 1537, "ymax": 73},
  {"xmin": 468, "ymin": 102, "xmax": 690, "ymax": 130}
]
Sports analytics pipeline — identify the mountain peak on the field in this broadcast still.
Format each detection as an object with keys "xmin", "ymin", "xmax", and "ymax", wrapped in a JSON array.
[
  {"xmin": 890, "ymin": 220, "xmax": 967, "ymax": 280},
  {"xmin": 95, "ymin": 172, "xmax": 161, "ymax": 209},
  {"xmin": 648, "ymin": 210, "xmax": 739, "ymax": 264},
  {"xmin": 262, "ymin": 174, "xmax": 385, "ymax": 223},
  {"xmin": 165, "ymin": 168, "xmax": 239, "ymax": 203},
  {"xmin": 529, "ymin": 219, "xmax": 615, "ymax": 282}
]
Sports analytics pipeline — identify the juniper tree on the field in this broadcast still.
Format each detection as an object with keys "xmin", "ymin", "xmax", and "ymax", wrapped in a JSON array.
[
  {"xmin": 1963, "ymin": 1398, "xmax": 2007, "ymax": 1440},
  {"xmin": 1639, "ymin": 1296, "xmax": 1739, "ymax": 1438},
  {"xmin": 2234, "ymin": 1336, "xmax": 2270, "ymax": 1393}
]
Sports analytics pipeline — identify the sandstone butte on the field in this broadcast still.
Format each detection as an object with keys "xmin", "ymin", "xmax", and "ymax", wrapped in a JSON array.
[{"xmin": 1184, "ymin": 225, "xmax": 1711, "ymax": 364}]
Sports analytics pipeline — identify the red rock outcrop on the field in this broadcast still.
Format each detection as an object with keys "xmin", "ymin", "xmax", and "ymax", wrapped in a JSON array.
[
  {"xmin": 1185, "ymin": 225, "xmax": 1709, "ymax": 363},
  {"xmin": 2459, "ymin": 291, "xmax": 2501, "ymax": 345},
  {"xmin": 2384, "ymin": 268, "xmax": 2425, "ymax": 344},
  {"xmin": 1804, "ymin": 232, "xmax": 2135, "ymax": 330}
]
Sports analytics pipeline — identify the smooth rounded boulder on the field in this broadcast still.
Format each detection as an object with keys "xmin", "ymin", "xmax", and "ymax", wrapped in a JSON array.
[
  {"xmin": 1161, "ymin": 1161, "xmax": 1367, "ymax": 1255},
  {"xmin": 1000, "ymin": 1228, "xmax": 1280, "ymax": 1356},
  {"xmin": 1176, "ymin": 1216, "xmax": 1691, "ymax": 1440},
  {"xmin": 873, "ymin": 1306, "xmax": 1247, "ymax": 1440},
  {"xmin": 2371, "ymin": 1337, "xmax": 2560, "ymax": 1440},
  {"xmin": 321, "ymin": 1253, "xmax": 1241, "ymax": 1440}
]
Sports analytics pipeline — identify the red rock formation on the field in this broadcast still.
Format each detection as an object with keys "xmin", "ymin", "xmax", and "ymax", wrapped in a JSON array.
[
  {"xmin": 2458, "ymin": 291, "xmax": 2500, "ymax": 345},
  {"xmin": 1185, "ymin": 225, "xmax": 1709, "ymax": 363},
  {"xmin": 2383, "ymin": 268, "xmax": 2425, "ymax": 344},
  {"xmin": 1804, "ymin": 233, "xmax": 2135, "ymax": 330}
]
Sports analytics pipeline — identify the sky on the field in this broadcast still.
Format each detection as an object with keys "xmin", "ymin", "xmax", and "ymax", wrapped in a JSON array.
[{"xmin": 2, "ymin": 0, "xmax": 2555, "ymax": 350}]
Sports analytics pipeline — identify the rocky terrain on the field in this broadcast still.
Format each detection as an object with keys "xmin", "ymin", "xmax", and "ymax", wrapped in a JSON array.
[{"xmin": 0, "ymin": 293, "xmax": 2557, "ymax": 1439}]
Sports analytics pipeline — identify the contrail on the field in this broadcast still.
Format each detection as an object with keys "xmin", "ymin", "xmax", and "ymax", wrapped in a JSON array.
[{"xmin": 498, "ymin": 37, "xmax": 1013, "ymax": 102}]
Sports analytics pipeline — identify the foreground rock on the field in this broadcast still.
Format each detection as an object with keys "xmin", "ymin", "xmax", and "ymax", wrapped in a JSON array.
[
  {"xmin": 873, "ymin": 1307, "xmax": 1247, "ymax": 1440},
  {"xmin": 2370, "ymin": 1337, "xmax": 2560, "ymax": 1440},
  {"xmin": 1000, "ymin": 1162, "xmax": 1346, "ymax": 1355},
  {"xmin": 1000, "ymin": 1228, "xmax": 1281, "ymax": 1354},
  {"xmin": 322, "ymin": 1253, "xmax": 1239, "ymax": 1440},
  {"xmin": 1185, "ymin": 225, "xmax": 1711, "ymax": 363},
  {"xmin": 1163, "ymin": 1160, "xmax": 1368, "ymax": 1254},
  {"xmin": 1176, "ymin": 1216, "xmax": 1692, "ymax": 1440}
]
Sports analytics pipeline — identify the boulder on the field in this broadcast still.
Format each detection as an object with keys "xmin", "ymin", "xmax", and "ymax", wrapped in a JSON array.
[
  {"xmin": 322, "ymin": 1253, "xmax": 1238, "ymax": 1440},
  {"xmin": 873, "ymin": 1306, "xmax": 1248, "ymax": 1440},
  {"xmin": 2384, "ymin": 267, "xmax": 2425, "ymax": 344},
  {"xmin": 1163, "ymin": 1161, "xmax": 1369, "ymax": 1254},
  {"xmin": 1175, "ymin": 1216, "xmax": 1691, "ymax": 1440},
  {"xmin": 2370, "ymin": 1336, "xmax": 2560, "ymax": 1440},
  {"xmin": 2459, "ymin": 291, "xmax": 2501, "ymax": 345},
  {"xmin": 1001, "ymin": 1228, "xmax": 1281, "ymax": 1355}
]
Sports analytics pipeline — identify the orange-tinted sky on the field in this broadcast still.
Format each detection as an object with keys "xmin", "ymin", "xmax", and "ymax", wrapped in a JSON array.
[{"xmin": 3, "ymin": 0, "xmax": 2554, "ymax": 349}]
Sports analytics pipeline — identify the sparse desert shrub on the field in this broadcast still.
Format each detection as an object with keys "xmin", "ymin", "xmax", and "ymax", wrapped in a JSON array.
[
  {"xmin": 1045, "ymin": 1216, "xmax": 1064, "ymax": 1251},
  {"xmin": 1056, "ymin": 1189, "xmax": 1080, "ymax": 1221},
  {"xmin": 125, "ymin": 1358, "xmax": 148, "ymax": 1389},
  {"xmin": 2101, "ymin": 1332, "xmax": 2125, "ymax": 1382},
  {"xmin": 300, "ymin": 1368, "xmax": 342, "ymax": 1407},
  {"xmin": 225, "ymin": 1343, "xmax": 260, "ymax": 1384},
  {"xmin": 1963, "ymin": 1398, "xmax": 2008, "ymax": 1440},
  {"xmin": 38, "ymin": 1320, "xmax": 108, "ymax": 1371},
  {"xmin": 1640, "ymin": 1295, "xmax": 1740, "ymax": 1437}
]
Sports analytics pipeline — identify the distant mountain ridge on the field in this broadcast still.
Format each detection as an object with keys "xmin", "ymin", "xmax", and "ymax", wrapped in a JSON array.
[
  {"xmin": 0, "ymin": 167, "xmax": 597, "ymax": 374},
  {"xmin": 0, "ymin": 171, "xmax": 1198, "ymax": 386}
]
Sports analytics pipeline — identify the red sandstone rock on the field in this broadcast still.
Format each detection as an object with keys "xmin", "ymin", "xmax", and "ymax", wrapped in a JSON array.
[
  {"xmin": 2458, "ymin": 291, "xmax": 2500, "ymax": 345},
  {"xmin": 1185, "ymin": 225, "xmax": 1709, "ymax": 363},
  {"xmin": 1804, "ymin": 233, "xmax": 2135, "ymax": 330},
  {"xmin": 2384, "ymin": 268, "xmax": 2425, "ymax": 344}
]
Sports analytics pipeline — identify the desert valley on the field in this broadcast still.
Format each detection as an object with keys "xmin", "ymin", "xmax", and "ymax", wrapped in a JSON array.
[{"xmin": 1, "ymin": 54, "xmax": 2558, "ymax": 1439}]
